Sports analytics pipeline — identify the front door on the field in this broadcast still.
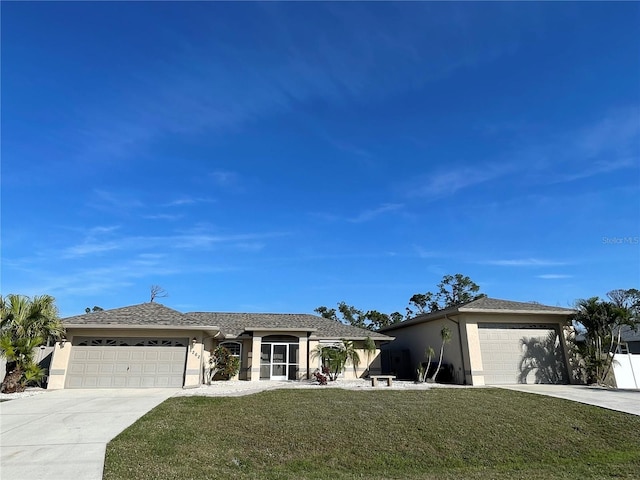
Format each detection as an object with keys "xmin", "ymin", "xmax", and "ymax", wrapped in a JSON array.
[{"xmin": 271, "ymin": 344, "xmax": 288, "ymax": 380}]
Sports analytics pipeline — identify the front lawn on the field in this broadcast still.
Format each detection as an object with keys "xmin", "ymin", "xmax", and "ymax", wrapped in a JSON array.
[{"xmin": 104, "ymin": 388, "xmax": 640, "ymax": 479}]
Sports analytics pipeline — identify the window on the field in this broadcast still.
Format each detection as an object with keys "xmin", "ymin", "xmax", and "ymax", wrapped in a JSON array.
[{"xmin": 220, "ymin": 341, "xmax": 242, "ymax": 357}]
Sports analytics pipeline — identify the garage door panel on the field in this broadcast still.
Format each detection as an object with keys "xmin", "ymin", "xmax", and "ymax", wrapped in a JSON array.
[
  {"xmin": 128, "ymin": 351, "xmax": 144, "ymax": 361},
  {"xmin": 140, "ymin": 376, "xmax": 157, "ymax": 387},
  {"xmin": 478, "ymin": 324, "xmax": 567, "ymax": 385},
  {"xmin": 156, "ymin": 364, "xmax": 172, "ymax": 374},
  {"xmin": 65, "ymin": 341, "xmax": 187, "ymax": 388},
  {"xmin": 144, "ymin": 351, "xmax": 160, "ymax": 361},
  {"xmin": 101, "ymin": 351, "xmax": 116, "ymax": 361},
  {"xmin": 111, "ymin": 376, "xmax": 127, "ymax": 388}
]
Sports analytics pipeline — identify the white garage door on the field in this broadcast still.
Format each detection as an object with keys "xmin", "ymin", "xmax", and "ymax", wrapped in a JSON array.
[
  {"xmin": 478, "ymin": 324, "xmax": 568, "ymax": 385},
  {"xmin": 65, "ymin": 338, "xmax": 188, "ymax": 388}
]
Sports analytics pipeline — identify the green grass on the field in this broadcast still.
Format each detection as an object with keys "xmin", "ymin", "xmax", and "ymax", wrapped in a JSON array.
[{"xmin": 104, "ymin": 388, "xmax": 640, "ymax": 479}]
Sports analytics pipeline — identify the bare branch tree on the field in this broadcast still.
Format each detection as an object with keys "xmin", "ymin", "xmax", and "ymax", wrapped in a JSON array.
[{"xmin": 150, "ymin": 285, "xmax": 168, "ymax": 303}]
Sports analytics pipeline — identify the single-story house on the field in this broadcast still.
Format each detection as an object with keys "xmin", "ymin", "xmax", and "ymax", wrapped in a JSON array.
[
  {"xmin": 612, "ymin": 325, "xmax": 640, "ymax": 389},
  {"xmin": 378, "ymin": 297, "xmax": 575, "ymax": 386},
  {"xmin": 47, "ymin": 303, "xmax": 393, "ymax": 389}
]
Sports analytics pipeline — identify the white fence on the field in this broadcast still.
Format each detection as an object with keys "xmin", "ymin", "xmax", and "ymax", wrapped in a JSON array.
[
  {"xmin": 613, "ymin": 353, "xmax": 640, "ymax": 389},
  {"xmin": 0, "ymin": 346, "xmax": 55, "ymax": 386}
]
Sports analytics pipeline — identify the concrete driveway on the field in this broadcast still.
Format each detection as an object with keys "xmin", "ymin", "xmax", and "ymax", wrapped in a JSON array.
[
  {"xmin": 1, "ymin": 388, "xmax": 177, "ymax": 480},
  {"xmin": 499, "ymin": 384, "xmax": 640, "ymax": 416}
]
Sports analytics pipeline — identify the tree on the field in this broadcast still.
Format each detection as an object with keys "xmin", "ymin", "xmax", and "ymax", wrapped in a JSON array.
[
  {"xmin": 311, "ymin": 340, "xmax": 361, "ymax": 380},
  {"xmin": 607, "ymin": 288, "xmax": 640, "ymax": 318},
  {"xmin": 432, "ymin": 326, "xmax": 452, "ymax": 382},
  {"xmin": 406, "ymin": 274, "xmax": 485, "ymax": 318},
  {"xmin": 315, "ymin": 304, "xmax": 402, "ymax": 331},
  {"xmin": 337, "ymin": 302, "xmax": 366, "ymax": 329},
  {"xmin": 572, "ymin": 296, "xmax": 634, "ymax": 385},
  {"xmin": 389, "ymin": 312, "xmax": 404, "ymax": 324},
  {"xmin": 85, "ymin": 306, "xmax": 104, "ymax": 313},
  {"xmin": 364, "ymin": 310, "xmax": 402, "ymax": 330},
  {"xmin": 204, "ymin": 346, "xmax": 240, "ymax": 384},
  {"xmin": 314, "ymin": 306, "xmax": 337, "ymax": 321},
  {"xmin": 408, "ymin": 293, "xmax": 433, "ymax": 316},
  {"xmin": 417, "ymin": 346, "xmax": 435, "ymax": 383},
  {"xmin": 0, "ymin": 294, "xmax": 64, "ymax": 393},
  {"xmin": 363, "ymin": 335, "xmax": 376, "ymax": 376},
  {"xmin": 150, "ymin": 285, "xmax": 168, "ymax": 303},
  {"xmin": 0, "ymin": 335, "xmax": 45, "ymax": 393}
]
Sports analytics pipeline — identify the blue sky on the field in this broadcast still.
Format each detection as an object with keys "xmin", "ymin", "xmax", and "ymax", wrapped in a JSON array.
[{"xmin": 2, "ymin": 2, "xmax": 638, "ymax": 318}]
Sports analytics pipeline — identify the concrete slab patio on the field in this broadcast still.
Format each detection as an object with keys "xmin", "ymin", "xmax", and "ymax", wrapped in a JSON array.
[
  {"xmin": 499, "ymin": 384, "xmax": 640, "ymax": 416},
  {"xmin": 0, "ymin": 388, "xmax": 177, "ymax": 480}
]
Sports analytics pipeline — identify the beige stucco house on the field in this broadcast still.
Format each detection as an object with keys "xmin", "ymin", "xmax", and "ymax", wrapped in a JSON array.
[
  {"xmin": 379, "ymin": 297, "xmax": 575, "ymax": 386},
  {"xmin": 47, "ymin": 303, "xmax": 393, "ymax": 389}
]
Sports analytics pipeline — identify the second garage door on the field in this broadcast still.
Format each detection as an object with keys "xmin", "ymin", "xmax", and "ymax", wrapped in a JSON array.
[
  {"xmin": 65, "ymin": 337, "xmax": 188, "ymax": 388},
  {"xmin": 478, "ymin": 323, "xmax": 568, "ymax": 385}
]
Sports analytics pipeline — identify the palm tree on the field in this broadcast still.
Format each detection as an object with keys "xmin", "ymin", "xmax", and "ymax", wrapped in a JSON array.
[
  {"xmin": 572, "ymin": 297, "xmax": 631, "ymax": 385},
  {"xmin": 363, "ymin": 336, "xmax": 376, "ymax": 377},
  {"xmin": 0, "ymin": 334, "xmax": 45, "ymax": 393},
  {"xmin": 421, "ymin": 346, "xmax": 435, "ymax": 382},
  {"xmin": 341, "ymin": 339, "xmax": 361, "ymax": 378},
  {"xmin": 311, "ymin": 340, "xmax": 361, "ymax": 380},
  {"xmin": 0, "ymin": 294, "xmax": 64, "ymax": 343},
  {"xmin": 432, "ymin": 326, "xmax": 452, "ymax": 382},
  {"xmin": 0, "ymin": 294, "xmax": 64, "ymax": 393}
]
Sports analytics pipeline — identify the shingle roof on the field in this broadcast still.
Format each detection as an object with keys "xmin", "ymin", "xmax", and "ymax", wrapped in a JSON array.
[
  {"xmin": 63, "ymin": 303, "xmax": 210, "ymax": 327},
  {"xmin": 380, "ymin": 297, "xmax": 574, "ymax": 332},
  {"xmin": 187, "ymin": 312, "xmax": 392, "ymax": 340},
  {"xmin": 459, "ymin": 297, "xmax": 575, "ymax": 313},
  {"xmin": 61, "ymin": 303, "xmax": 393, "ymax": 341},
  {"xmin": 620, "ymin": 324, "xmax": 640, "ymax": 342}
]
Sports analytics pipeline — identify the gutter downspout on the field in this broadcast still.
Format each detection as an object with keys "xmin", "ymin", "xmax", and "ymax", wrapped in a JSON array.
[
  {"xmin": 307, "ymin": 331, "xmax": 312, "ymax": 380},
  {"xmin": 445, "ymin": 314, "xmax": 467, "ymax": 385}
]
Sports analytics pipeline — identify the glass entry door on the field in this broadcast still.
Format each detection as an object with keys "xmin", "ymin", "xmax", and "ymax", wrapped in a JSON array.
[
  {"xmin": 260, "ymin": 341, "xmax": 299, "ymax": 380},
  {"xmin": 271, "ymin": 344, "xmax": 288, "ymax": 380}
]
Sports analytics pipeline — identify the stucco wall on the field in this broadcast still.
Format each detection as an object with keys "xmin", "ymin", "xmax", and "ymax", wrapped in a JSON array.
[
  {"xmin": 383, "ymin": 319, "xmax": 464, "ymax": 382},
  {"xmin": 384, "ymin": 312, "xmax": 573, "ymax": 385}
]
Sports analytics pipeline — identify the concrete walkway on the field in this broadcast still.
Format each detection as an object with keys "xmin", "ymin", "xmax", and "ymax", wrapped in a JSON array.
[
  {"xmin": 0, "ymin": 388, "xmax": 177, "ymax": 480},
  {"xmin": 499, "ymin": 384, "xmax": 640, "ymax": 416}
]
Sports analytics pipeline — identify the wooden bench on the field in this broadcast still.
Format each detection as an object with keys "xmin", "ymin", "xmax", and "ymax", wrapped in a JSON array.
[{"xmin": 370, "ymin": 375, "xmax": 396, "ymax": 387}]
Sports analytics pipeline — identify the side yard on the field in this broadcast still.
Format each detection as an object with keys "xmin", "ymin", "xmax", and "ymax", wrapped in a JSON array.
[{"xmin": 104, "ymin": 388, "xmax": 640, "ymax": 479}]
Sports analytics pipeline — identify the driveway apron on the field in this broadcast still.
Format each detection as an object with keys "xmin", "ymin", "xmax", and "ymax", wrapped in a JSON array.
[
  {"xmin": 1, "ymin": 388, "xmax": 177, "ymax": 480},
  {"xmin": 499, "ymin": 384, "xmax": 640, "ymax": 416}
]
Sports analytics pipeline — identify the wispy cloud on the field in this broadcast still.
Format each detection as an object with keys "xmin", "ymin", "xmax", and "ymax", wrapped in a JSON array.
[
  {"xmin": 60, "ymin": 227, "xmax": 289, "ymax": 259},
  {"xmin": 66, "ymin": 5, "xmax": 526, "ymax": 166},
  {"xmin": 312, "ymin": 203, "xmax": 404, "ymax": 224},
  {"xmin": 348, "ymin": 203, "xmax": 403, "ymax": 223},
  {"xmin": 210, "ymin": 170, "xmax": 239, "ymax": 186},
  {"xmin": 143, "ymin": 213, "xmax": 184, "ymax": 221},
  {"xmin": 413, "ymin": 245, "xmax": 441, "ymax": 259},
  {"xmin": 63, "ymin": 242, "xmax": 121, "ymax": 258},
  {"xmin": 92, "ymin": 189, "xmax": 144, "ymax": 210},
  {"xmin": 550, "ymin": 157, "xmax": 637, "ymax": 184},
  {"xmin": 409, "ymin": 163, "xmax": 514, "ymax": 199},
  {"xmin": 483, "ymin": 258, "xmax": 567, "ymax": 267},
  {"xmin": 162, "ymin": 196, "xmax": 216, "ymax": 207}
]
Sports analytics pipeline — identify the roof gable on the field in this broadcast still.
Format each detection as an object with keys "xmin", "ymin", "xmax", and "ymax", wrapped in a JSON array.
[
  {"xmin": 187, "ymin": 312, "xmax": 392, "ymax": 340},
  {"xmin": 380, "ymin": 297, "xmax": 574, "ymax": 332},
  {"xmin": 459, "ymin": 297, "xmax": 574, "ymax": 314},
  {"xmin": 62, "ymin": 303, "xmax": 208, "ymax": 327}
]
